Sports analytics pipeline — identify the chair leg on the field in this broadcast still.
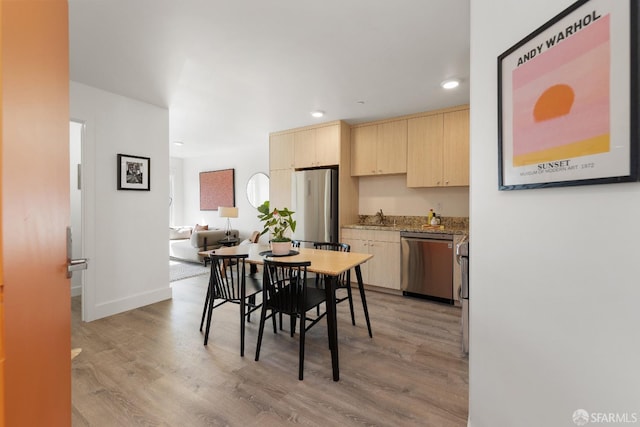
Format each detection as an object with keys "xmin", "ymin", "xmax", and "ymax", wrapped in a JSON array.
[
  {"xmin": 204, "ymin": 295, "xmax": 215, "ymax": 345},
  {"xmin": 290, "ymin": 315, "xmax": 296, "ymax": 337},
  {"xmin": 299, "ymin": 313, "xmax": 305, "ymax": 381},
  {"xmin": 346, "ymin": 285, "xmax": 356, "ymax": 326},
  {"xmin": 247, "ymin": 295, "xmax": 256, "ymax": 323},
  {"xmin": 355, "ymin": 265, "xmax": 373, "ymax": 338},
  {"xmin": 271, "ymin": 310, "xmax": 277, "ymax": 333},
  {"xmin": 199, "ymin": 285, "xmax": 211, "ymax": 332},
  {"xmin": 240, "ymin": 298, "xmax": 246, "ymax": 357},
  {"xmin": 255, "ymin": 305, "xmax": 268, "ymax": 361}
]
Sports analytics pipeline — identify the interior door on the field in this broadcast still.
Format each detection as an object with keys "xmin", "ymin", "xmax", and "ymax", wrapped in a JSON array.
[{"xmin": 1, "ymin": 1, "xmax": 71, "ymax": 424}]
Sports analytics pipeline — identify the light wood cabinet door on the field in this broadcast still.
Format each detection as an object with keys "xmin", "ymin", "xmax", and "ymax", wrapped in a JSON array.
[
  {"xmin": 293, "ymin": 128, "xmax": 316, "ymax": 168},
  {"xmin": 407, "ymin": 108, "xmax": 469, "ymax": 188},
  {"xmin": 351, "ymin": 120, "xmax": 407, "ymax": 176},
  {"xmin": 341, "ymin": 229, "xmax": 400, "ymax": 290},
  {"xmin": 293, "ymin": 124, "xmax": 340, "ymax": 168},
  {"xmin": 351, "ymin": 125, "xmax": 377, "ymax": 176},
  {"xmin": 270, "ymin": 133, "xmax": 295, "ymax": 170},
  {"xmin": 269, "ymin": 169, "xmax": 292, "ymax": 210},
  {"xmin": 407, "ymin": 114, "xmax": 443, "ymax": 187},
  {"xmin": 377, "ymin": 120, "xmax": 407, "ymax": 175},
  {"xmin": 314, "ymin": 124, "xmax": 340, "ymax": 166},
  {"xmin": 443, "ymin": 109, "xmax": 470, "ymax": 186},
  {"xmin": 368, "ymin": 240, "xmax": 401, "ymax": 290}
]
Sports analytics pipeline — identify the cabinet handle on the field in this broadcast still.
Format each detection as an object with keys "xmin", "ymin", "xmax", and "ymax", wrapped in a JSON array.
[{"xmin": 378, "ymin": 169, "xmax": 382, "ymax": 173}]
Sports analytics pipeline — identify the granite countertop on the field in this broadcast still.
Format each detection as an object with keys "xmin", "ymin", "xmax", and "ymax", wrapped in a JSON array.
[
  {"xmin": 343, "ymin": 214, "xmax": 469, "ymax": 236},
  {"xmin": 343, "ymin": 223, "xmax": 468, "ymax": 235}
]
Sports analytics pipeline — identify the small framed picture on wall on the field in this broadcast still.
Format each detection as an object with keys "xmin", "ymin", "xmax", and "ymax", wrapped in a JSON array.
[{"xmin": 117, "ymin": 154, "xmax": 150, "ymax": 191}]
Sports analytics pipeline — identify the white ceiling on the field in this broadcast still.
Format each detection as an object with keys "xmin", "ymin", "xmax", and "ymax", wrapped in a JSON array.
[{"xmin": 69, "ymin": 0, "xmax": 470, "ymax": 158}]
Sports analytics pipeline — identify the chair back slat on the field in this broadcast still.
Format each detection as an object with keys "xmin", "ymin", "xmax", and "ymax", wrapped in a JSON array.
[
  {"xmin": 263, "ymin": 260, "xmax": 311, "ymax": 315},
  {"xmin": 312, "ymin": 242, "xmax": 351, "ymax": 284},
  {"xmin": 209, "ymin": 254, "xmax": 248, "ymax": 301}
]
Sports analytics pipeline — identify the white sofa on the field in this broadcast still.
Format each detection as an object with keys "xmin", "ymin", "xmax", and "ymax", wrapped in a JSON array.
[{"xmin": 169, "ymin": 226, "xmax": 239, "ymax": 264}]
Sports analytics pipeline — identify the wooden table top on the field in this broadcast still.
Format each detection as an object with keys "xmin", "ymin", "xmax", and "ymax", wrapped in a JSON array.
[{"xmin": 200, "ymin": 243, "xmax": 373, "ymax": 276}]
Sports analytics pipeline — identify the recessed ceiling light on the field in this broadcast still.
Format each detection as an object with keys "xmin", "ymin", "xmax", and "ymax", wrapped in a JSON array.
[
  {"xmin": 441, "ymin": 79, "xmax": 460, "ymax": 90},
  {"xmin": 356, "ymin": 100, "xmax": 365, "ymax": 105},
  {"xmin": 173, "ymin": 141, "xmax": 184, "ymax": 146},
  {"xmin": 310, "ymin": 110, "xmax": 324, "ymax": 118}
]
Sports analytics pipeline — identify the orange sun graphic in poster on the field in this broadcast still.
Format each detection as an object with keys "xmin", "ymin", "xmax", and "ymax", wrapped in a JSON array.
[{"xmin": 512, "ymin": 13, "xmax": 610, "ymax": 167}]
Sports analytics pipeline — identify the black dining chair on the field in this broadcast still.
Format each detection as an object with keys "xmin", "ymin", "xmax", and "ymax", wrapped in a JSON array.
[
  {"xmin": 313, "ymin": 241, "xmax": 373, "ymax": 338},
  {"xmin": 255, "ymin": 259, "xmax": 326, "ymax": 380},
  {"xmin": 200, "ymin": 253, "xmax": 262, "ymax": 357}
]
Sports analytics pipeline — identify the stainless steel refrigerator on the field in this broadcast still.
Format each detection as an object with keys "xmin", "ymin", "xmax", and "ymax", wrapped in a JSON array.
[{"xmin": 291, "ymin": 168, "xmax": 338, "ymax": 244}]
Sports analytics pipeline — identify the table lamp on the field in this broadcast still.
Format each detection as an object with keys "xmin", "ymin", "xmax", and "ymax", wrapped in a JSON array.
[{"xmin": 219, "ymin": 206, "xmax": 238, "ymax": 240}]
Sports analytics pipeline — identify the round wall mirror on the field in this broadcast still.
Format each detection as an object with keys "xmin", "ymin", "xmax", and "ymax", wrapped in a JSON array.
[{"xmin": 246, "ymin": 172, "xmax": 269, "ymax": 209}]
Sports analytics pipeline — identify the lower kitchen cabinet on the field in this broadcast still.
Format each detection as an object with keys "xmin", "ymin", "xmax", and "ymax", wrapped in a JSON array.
[{"xmin": 341, "ymin": 228, "xmax": 401, "ymax": 290}]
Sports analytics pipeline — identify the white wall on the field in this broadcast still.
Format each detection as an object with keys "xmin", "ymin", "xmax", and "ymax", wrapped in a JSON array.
[
  {"xmin": 70, "ymin": 81, "xmax": 172, "ymax": 321},
  {"xmin": 358, "ymin": 174, "xmax": 469, "ymax": 217},
  {"xmin": 181, "ymin": 143, "xmax": 270, "ymax": 241},
  {"xmin": 469, "ymin": 2, "xmax": 640, "ymax": 426},
  {"xmin": 170, "ymin": 157, "xmax": 184, "ymax": 226}
]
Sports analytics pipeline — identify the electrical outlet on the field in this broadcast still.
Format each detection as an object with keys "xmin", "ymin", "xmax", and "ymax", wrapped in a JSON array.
[{"xmin": 436, "ymin": 202, "xmax": 442, "ymax": 213}]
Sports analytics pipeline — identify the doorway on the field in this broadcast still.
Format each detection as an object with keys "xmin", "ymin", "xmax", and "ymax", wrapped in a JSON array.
[{"xmin": 69, "ymin": 121, "xmax": 84, "ymax": 302}]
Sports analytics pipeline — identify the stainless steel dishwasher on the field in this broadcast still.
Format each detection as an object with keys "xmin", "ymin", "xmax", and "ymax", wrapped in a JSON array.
[{"xmin": 400, "ymin": 232, "xmax": 454, "ymax": 303}]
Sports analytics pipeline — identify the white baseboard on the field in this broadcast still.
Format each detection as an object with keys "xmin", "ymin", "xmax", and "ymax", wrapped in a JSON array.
[{"xmin": 84, "ymin": 287, "xmax": 173, "ymax": 321}]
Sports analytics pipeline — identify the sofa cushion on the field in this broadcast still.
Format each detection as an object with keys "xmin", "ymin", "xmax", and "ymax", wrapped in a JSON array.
[
  {"xmin": 169, "ymin": 227, "xmax": 192, "ymax": 240},
  {"xmin": 194, "ymin": 223, "xmax": 209, "ymax": 231}
]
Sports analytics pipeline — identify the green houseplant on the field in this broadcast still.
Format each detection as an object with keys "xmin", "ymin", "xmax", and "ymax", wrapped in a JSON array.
[{"xmin": 257, "ymin": 201, "xmax": 297, "ymax": 254}]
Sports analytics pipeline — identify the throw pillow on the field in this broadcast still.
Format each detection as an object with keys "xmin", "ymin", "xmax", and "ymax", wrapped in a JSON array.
[{"xmin": 194, "ymin": 224, "xmax": 209, "ymax": 231}]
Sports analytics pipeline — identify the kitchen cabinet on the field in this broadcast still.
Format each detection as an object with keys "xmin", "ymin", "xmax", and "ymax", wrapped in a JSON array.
[
  {"xmin": 293, "ymin": 123, "xmax": 340, "ymax": 168},
  {"xmin": 269, "ymin": 132, "xmax": 295, "ymax": 210},
  {"xmin": 269, "ymin": 121, "xmax": 359, "ymax": 229},
  {"xmin": 351, "ymin": 120, "xmax": 407, "ymax": 176},
  {"xmin": 407, "ymin": 107, "xmax": 469, "ymax": 187},
  {"xmin": 269, "ymin": 132, "xmax": 295, "ymax": 170},
  {"xmin": 341, "ymin": 228, "xmax": 401, "ymax": 290},
  {"xmin": 268, "ymin": 168, "xmax": 292, "ymax": 212}
]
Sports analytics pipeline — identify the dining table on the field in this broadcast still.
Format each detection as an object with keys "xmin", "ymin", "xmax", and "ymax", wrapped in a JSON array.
[{"xmin": 200, "ymin": 243, "xmax": 373, "ymax": 381}]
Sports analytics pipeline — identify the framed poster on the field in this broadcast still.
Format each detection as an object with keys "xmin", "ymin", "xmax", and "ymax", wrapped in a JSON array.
[
  {"xmin": 200, "ymin": 168, "xmax": 235, "ymax": 210},
  {"xmin": 117, "ymin": 154, "xmax": 150, "ymax": 191},
  {"xmin": 498, "ymin": 0, "xmax": 638, "ymax": 190}
]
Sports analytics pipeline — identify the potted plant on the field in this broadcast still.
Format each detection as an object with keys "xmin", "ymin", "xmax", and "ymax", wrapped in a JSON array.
[{"xmin": 257, "ymin": 201, "xmax": 297, "ymax": 255}]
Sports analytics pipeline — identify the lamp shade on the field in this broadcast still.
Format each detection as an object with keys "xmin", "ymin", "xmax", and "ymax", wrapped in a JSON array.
[{"xmin": 218, "ymin": 206, "xmax": 238, "ymax": 218}]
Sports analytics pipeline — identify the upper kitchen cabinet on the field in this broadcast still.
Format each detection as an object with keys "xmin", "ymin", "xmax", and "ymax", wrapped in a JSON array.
[
  {"xmin": 407, "ymin": 106, "xmax": 469, "ymax": 188},
  {"xmin": 269, "ymin": 132, "xmax": 295, "ymax": 170},
  {"xmin": 268, "ymin": 120, "xmax": 358, "ymax": 228},
  {"xmin": 351, "ymin": 120, "xmax": 407, "ymax": 176},
  {"xmin": 293, "ymin": 123, "xmax": 340, "ymax": 168}
]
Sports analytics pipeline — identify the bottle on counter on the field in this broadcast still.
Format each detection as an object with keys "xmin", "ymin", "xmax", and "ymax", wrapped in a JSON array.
[
  {"xmin": 427, "ymin": 209, "xmax": 434, "ymax": 225},
  {"xmin": 431, "ymin": 214, "xmax": 439, "ymax": 226}
]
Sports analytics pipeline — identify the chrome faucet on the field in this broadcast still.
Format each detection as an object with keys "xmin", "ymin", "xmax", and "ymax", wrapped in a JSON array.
[{"xmin": 376, "ymin": 209, "xmax": 385, "ymax": 225}]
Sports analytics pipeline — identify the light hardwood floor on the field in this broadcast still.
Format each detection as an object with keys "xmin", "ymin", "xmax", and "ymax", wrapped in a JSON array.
[{"xmin": 71, "ymin": 273, "xmax": 468, "ymax": 426}]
